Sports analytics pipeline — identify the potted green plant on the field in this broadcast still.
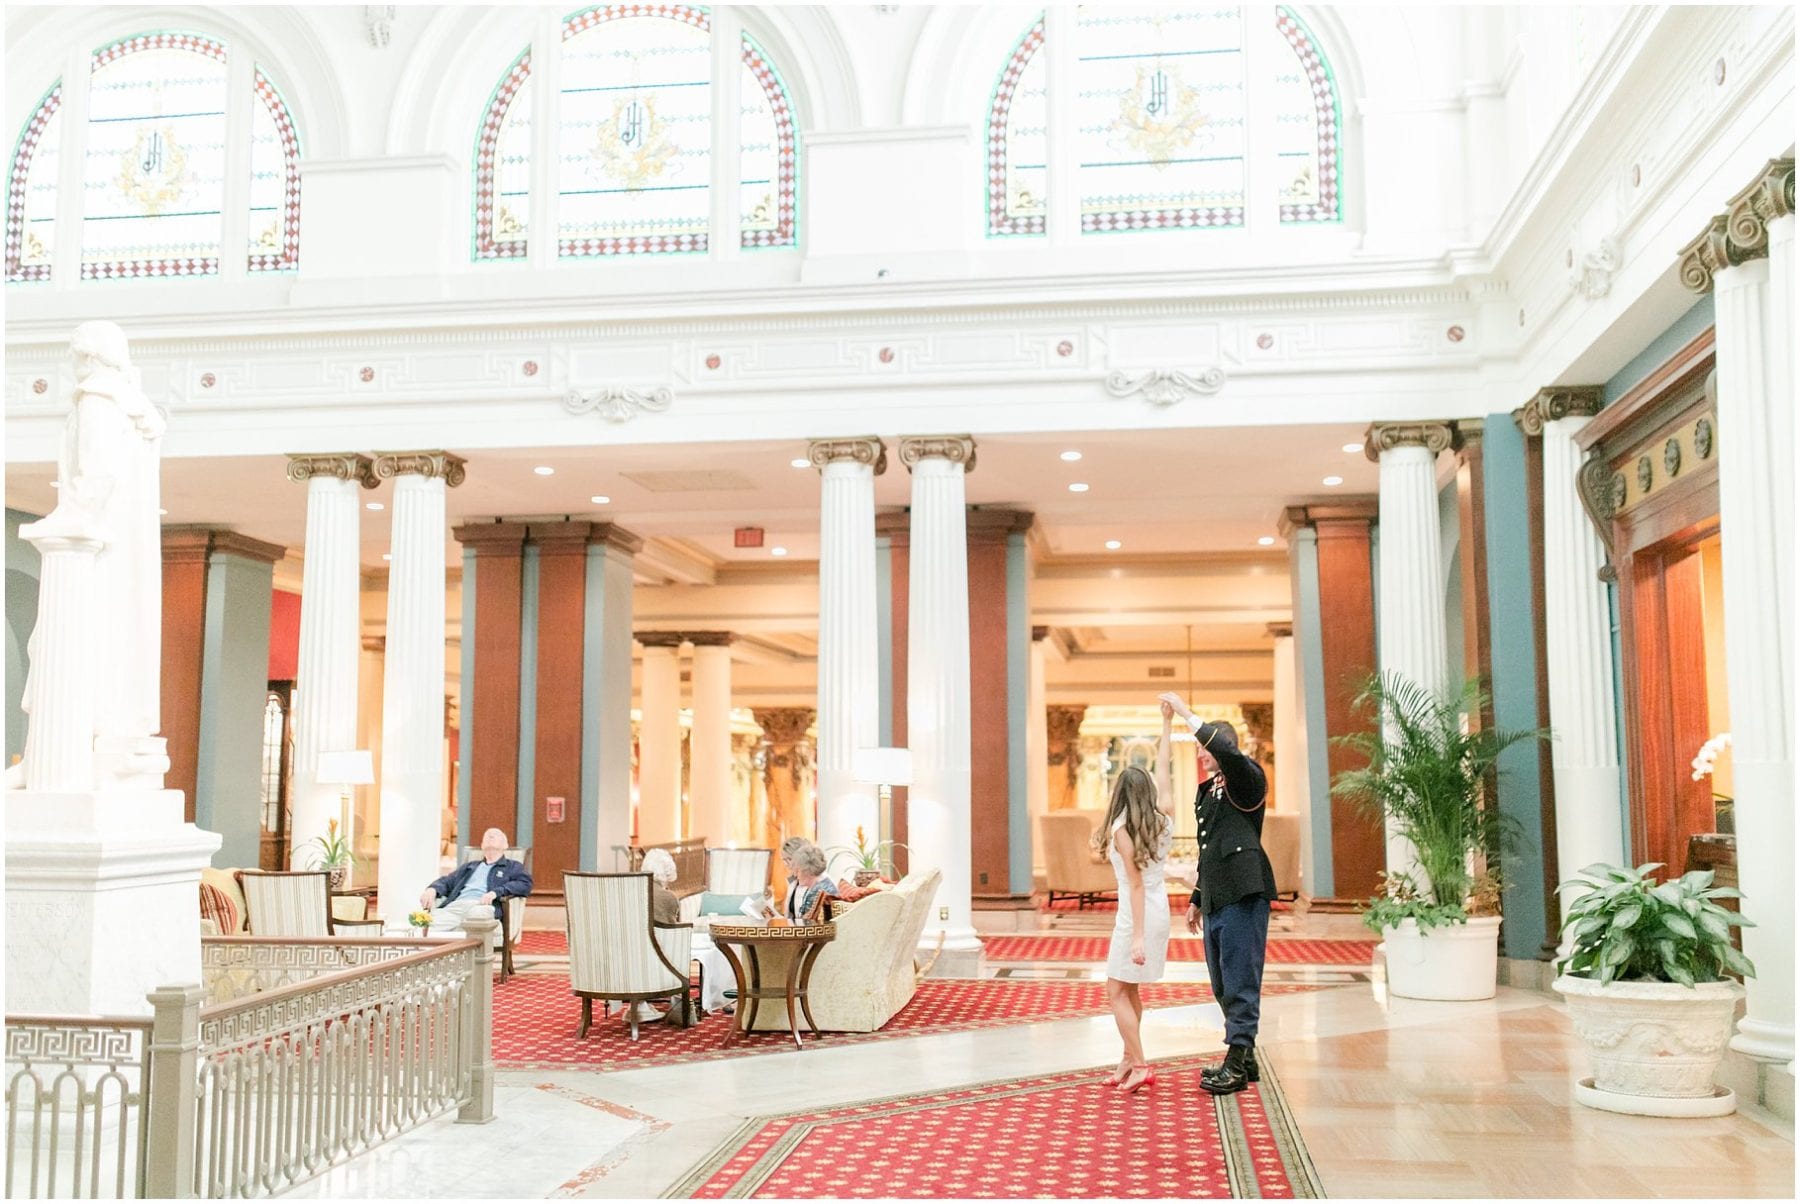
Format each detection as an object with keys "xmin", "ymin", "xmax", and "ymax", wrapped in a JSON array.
[
  {"xmin": 825, "ymin": 825, "xmax": 908, "ymax": 886},
  {"xmin": 1332, "ymin": 674, "xmax": 1546, "ymax": 1001},
  {"xmin": 1553, "ymin": 861, "xmax": 1753, "ymax": 1116},
  {"xmin": 304, "ymin": 817, "xmax": 356, "ymax": 889}
]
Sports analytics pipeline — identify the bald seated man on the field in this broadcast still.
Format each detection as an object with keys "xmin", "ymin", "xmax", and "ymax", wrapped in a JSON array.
[{"xmin": 420, "ymin": 828, "xmax": 533, "ymax": 945}]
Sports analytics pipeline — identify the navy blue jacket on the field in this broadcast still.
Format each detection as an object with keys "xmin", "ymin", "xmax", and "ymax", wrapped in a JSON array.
[
  {"xmin": 428, "ymin": 857, "xmax": 532, "ymax": 920},
  {"xmin": 1186, "ymin": 721, "xmax": 1277, "ymax": 915}
]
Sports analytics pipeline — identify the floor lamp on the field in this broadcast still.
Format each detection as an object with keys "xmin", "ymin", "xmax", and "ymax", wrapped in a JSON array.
[
  {"xmin": 316, "ymin": 750, "xmax": 374, "ymax": 884},
  {"xmin": 853, "ymin": 747, "xmax": 913, "ymax": 858}
]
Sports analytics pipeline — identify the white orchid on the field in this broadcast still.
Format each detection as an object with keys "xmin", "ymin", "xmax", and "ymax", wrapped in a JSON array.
[{"xmin": 1690, "ymin": 732, "xmax": 1732, "ymax": 781}]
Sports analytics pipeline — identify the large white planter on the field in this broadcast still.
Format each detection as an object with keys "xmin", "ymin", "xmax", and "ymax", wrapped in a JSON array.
[
  {"xmin": 1380, "ymin": 915, "xmax": 1500, "ymax": 1001},
  {"xmin": 1554, "ymin": 975, "xmax": 1743, "ymax": 1116}
]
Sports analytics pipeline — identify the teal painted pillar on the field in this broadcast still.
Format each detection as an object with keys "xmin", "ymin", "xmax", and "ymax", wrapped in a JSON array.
[
  {"xmin": 6, "ymin": 508, "xmax": 43, "ymax": 764},
  {"xmin": 194, "ymin": 533, "xmax": 285, "ymax": 867},
  {"xmin": 1483, "ymin": 414, "xmax": 1554, "ymax": 960},
  {"xmin": 581, "ymin": 526, "xmax": 640, "ymax": 870}
]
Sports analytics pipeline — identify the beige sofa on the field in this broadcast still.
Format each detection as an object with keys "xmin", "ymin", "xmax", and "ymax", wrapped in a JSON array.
[{"xmin": 742, "ymin": 867, "xmax": 944, "ymax": 1034}]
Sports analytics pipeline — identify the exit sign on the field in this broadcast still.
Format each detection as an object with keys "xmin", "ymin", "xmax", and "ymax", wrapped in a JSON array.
[{"xmin": 735, "ymin": 527, "xmax": 764, "ymax": 548}]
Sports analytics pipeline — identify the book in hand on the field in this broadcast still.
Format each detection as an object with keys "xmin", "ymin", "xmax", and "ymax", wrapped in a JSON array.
[{"xmin": 739, "ymin": 892, "xmax": 775, "ymax": 923}]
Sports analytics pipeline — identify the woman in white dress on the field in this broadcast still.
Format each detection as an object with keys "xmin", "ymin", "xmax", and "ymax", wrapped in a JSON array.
[{"xmin": 1095, "ymin": 699, "xmax": 1176, "ymax": 1094}]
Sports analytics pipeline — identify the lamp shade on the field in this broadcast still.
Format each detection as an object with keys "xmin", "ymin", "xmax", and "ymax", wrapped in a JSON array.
[
  {"xmin": 316, "ymin": 749, "xmax": 375, "ymax": 786},
  {"xmin": 853, "ymin": 747, "xmax": 913, "ymax": 787}
]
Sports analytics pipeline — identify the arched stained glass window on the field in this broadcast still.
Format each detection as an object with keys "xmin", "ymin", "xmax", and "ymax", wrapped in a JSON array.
[
  {"xmin": 6, "ymin": 83, "xmax": 62, "ymax": 281},
  {"xmin": 1272, "ymin": 6, "xmax": 1339, "ymax": 224},
  {"xmin": 5, "ymin": 31, "xmax": 305, "ymax": 284},
  {"xmin": 472, "ymin": 6, "xmax": 799, "ymax": 261},
  {"xmin": 986, "ymin": 5, "xmax": 1343, "ymax": 237},
  {"xmin": 986, "ymin": 20, "xmax": 1046, "ymax": 237}
]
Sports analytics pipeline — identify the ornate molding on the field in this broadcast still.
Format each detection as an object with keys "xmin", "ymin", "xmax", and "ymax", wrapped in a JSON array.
[
  {"xmin": 364, "ymin": 5, "xmax": 396, "ymax": 47},
  {"xmin": 1570, "ymin": 237, "xmax": 1621, "ymax": 300},
  {"xmin": 1723, "ymin": 156, "xmax": 1796, "ymax": 259},
  {"xmin": 285, "ymin": 453, "xmax": 378, "ymax": 489},
  {"xmin": 898, "ymin": 435, "xmax": 977, "ymax": 473},
  {"xmin": 1575, "ymin": 450, "xmax": 1621, "ymax": 583},
  {"xmin": 372, "ymin": 451, "xmax": 466, "ymax": 485},
  {"xmin": 1103, "ymin": 367, "xmax": 1226, "ymax": 407},
  {"xmin": 564, "ymin": 385, "xmax": 673, "ymax": 423},
  {"xmin": 806, "ymin": 436, "xmax": 887, "ymax": 475},
  {"xmin": 1362, "ymin": 422, "xmax": 1458, "ymax": 462},
  {"xmin": 752, "ymin": 707, "xmax": 815, "ymax": 746},
  {"xmin": 1513, "ymin": 386, "xmax": 1604, "ymax": 437}
]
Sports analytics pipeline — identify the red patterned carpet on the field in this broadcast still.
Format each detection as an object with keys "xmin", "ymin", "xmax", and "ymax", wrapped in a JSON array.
[
  {"xmin": 664, "ymin": 1053, "xmax": 1322, "ymax": 1199},
  {"xmin": 491, "ymin": 975, "xmax": 1329, "ymax": 1071},
  {"xmin": 982, "ymin": 934, "xmax": 1377, "ymax": 967}
]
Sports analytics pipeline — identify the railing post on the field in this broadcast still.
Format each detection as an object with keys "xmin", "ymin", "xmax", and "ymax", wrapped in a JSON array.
[
  {"xmin": 144, "ymin": 983, "xmax": 205, "ymax": 1198},
  {"xmin": 457, "ymin": 919, "xmax": 497, "ymax": 1124}
]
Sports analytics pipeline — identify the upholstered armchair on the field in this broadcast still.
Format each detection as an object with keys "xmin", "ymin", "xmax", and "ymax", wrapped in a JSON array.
[
  {"xmin": 1038, "ymin": 812, "xmax": 1116, "ymax": 908},
  {"xmin": 681, "ymin": 846, "xmax": 773, "ymax": 921},
  {"xmin": 564, "ymin": 871, "xmax": 700, "ymax": 1041},
  {"xmin": 239, "ymin": 870, "xmax": 384, "ymax": 937},
  {"xmin": 460, "ymin": 844, "xmax": 532, "ymax": 981},
  {"xmin": 627, "ymin": 838, "xmax": 709, "ymax": 899},
  {"xmin": 1261, "ymin": 812, "xmax": 1302, "ymax": 897}
]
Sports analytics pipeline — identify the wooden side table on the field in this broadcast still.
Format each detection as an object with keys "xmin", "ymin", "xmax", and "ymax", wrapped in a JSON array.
[{"xmin": 708, "ymin": 919, "xmax": 837, "ymax": 1049}]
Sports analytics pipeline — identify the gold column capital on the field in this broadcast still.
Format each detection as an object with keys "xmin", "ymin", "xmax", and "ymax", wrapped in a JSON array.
[
  {"xmin": 807, "ymin": 437, "xmax": 888, "ymax": 475},
  {"xmin": 898, "ymin": 435, "xmax": 978, "ymax": 473},
  {"xmin": 372, "ymin": 450, "xmax": 467, "ymax": 486},
  {"xmin": 1513, "ymin": 386, "xmax": 1604, "ymax": 436},
  {"xmin": 286, "ymin": 453, "xmax": 378, "ymax": 489},
  {"xmin": 1723, "ymin": 156, "xmax": 1796, "ymax": 260},
  {"xmin": 1362, "ymin": 422, "xmax": 1459, "ymax": 463}
]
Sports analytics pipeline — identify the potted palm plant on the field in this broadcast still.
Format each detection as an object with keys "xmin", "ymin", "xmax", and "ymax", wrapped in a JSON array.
[
  {"xmin": 1333, "ymin": 674, "xmax": 1546, "ymax": 1001},
  {"xmin": 1553, "ymin": 861, "xmax": 1752, "ymax": 1116}
]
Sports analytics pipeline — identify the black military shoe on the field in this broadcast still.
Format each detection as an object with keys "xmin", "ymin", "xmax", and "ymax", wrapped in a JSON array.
[{"xmin": 1200, "ymin": 1044, "xmax": 1253, "ymax": 1095}]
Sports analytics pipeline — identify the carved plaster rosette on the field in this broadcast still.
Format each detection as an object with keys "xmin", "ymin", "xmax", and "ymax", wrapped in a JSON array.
[
  {"xmin": 285, "ymin": 453, "xmax": 379, "ymax": 489},
  {"xmin": 897, "ymin": 435, "xmax": 977, "ymax": 473},
  {"xmin": 1362, "ymin": 421, "xmax": 1458, "ymax": 462},
  {"xmin": 1103, "ymin": 368, "xmax": 1226, "ymax": 407},
  {"xmin": 806, "ymin": 437, "xmax": 888, "ymax": 475},
  {"xmin": 373, "ymin": 451, "xmax": 467, "ymax": 486},
  {"xmin": 1513, "ymin": 386, "xmax": 1603, "ymax": 437}
]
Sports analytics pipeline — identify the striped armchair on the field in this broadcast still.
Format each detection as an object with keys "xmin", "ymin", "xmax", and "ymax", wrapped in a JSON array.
[
  {"xmin": 239, "ymin": 870, "xmax": 382, "ymax": 937},
  {"xmin": 706, "ymin": 847, "xmax": 772, "ymax": 894},
  {"xmin": 461, "ymin": 844, "xmax": 532, "ymax": 982},
  {"xmin": 565, "ymin": 872, "xmax": 700, "ymax": 1041}
]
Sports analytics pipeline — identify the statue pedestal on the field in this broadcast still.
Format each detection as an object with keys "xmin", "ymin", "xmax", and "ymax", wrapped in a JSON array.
[{"xmin": 5, "ymin": 787, "xmax": 220, "ymax": 1017}]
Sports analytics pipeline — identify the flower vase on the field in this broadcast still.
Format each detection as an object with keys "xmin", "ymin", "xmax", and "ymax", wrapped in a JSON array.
[
  {"xmin": 327, "ymin": 865, "xmax": 348, "ymax": 890},
  {"xmin": 854, "ymin": 870, "xmax": 882, "ymax": 888}
]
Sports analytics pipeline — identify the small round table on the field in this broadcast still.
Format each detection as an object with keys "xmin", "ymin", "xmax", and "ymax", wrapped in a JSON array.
[{"xmin": 707, "ymin": 919, "xmax": 837, "ymax": 1049}]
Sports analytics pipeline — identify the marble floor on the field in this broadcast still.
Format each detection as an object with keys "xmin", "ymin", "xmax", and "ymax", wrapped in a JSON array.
[{"xmin": 279, "ymin": 918, "xmax": 1795, "ymax": 1200}]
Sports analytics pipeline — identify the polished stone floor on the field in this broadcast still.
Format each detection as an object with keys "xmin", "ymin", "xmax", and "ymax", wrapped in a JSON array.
[{"xmin": 278, "ymin": 911, "xmax": 1795, "ymax": 1200}]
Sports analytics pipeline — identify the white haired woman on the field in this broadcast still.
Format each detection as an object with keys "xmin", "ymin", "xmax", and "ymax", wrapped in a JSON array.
[{"xmin": 627, "ymin": 847, "xmax": 689, "ymax": 1027}]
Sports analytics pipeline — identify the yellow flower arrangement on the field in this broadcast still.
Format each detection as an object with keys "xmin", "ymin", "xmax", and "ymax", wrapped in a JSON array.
[{"xmin": 407, "ymin": 910, "xmax": 432, "ymax": 930}]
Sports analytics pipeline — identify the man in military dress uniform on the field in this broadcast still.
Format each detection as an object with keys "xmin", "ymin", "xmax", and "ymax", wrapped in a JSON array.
[{"xmin": 1160, "ymin": 693, "xmax": 1276, "ymax": 1096}]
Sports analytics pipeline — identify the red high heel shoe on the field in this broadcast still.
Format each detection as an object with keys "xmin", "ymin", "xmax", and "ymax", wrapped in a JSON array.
[
  {"xmin": 1120, "ymin": 1064, "xmax": 1156, "ymax": 1094},
  {"xmin": 1107, "ymin": 1056, "xmax": 1132, "ymax": 1087}
]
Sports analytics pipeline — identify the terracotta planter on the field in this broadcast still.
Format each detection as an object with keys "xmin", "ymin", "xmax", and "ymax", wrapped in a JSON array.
[
  {"xmin": 1554, "ymin": 975, "xmax": 1742, "ymax": 1114},
  {"xmin": 1380, "ymin": 916, "xmax": 1500, "ymax": 1001}
]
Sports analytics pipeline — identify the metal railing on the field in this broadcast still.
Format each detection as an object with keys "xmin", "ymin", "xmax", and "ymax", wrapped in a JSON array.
[{"xmin": 5, "ymin": 917, "xmax": 498, "ymax": 1199}]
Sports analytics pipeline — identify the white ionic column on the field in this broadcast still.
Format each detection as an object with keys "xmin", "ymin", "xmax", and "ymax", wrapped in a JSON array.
[
  {"xmin": 286, "ymin": 455, "xmax": 373, "ymax": 868},
  {"xmin": 688, "ymin": 636, "xmax": 734, "ymax": 846},
  {"xmin": 1270, "ymin": 624, "xmax": 1308, "ymax": 893},
  {"xmin": 809, "ymin": 438, "xmax": 886, "ymax": 855},
  {"xmin": 1518, "ymin": 391, "xmax": 1624, "ymax": 928},
  {"xmin": 1367, "ymin": 423, "xmax": 1455, "ymax": 883},
  {"xmin": 637, "ymin": 638, "xmax": 682, "ymax": 844},
  {"xmin": 1685, "ymin": 164, "xmax": 1795, "ymax": 1064},
  {"xmin": 17, "ymin": 529, "xmax": 105, "ymax": 791},
  {"xmin": 375, "ymin": 452, "xmax": 462, "ymax": 918},
  {"xmin": 1026, "ymin": 630, "xmax": 1050, "ymax": 881},
  {"xmin": 900, "ymin": 436, "xmax": 981, "ymax": 965}
]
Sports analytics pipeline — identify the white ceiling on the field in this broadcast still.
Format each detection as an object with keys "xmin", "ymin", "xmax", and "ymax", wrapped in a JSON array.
[{"xmin": 3, "ymin": 424, "xmax": 1379, "ymax": 569}]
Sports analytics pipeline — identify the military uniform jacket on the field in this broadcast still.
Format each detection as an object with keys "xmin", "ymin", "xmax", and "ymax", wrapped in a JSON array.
[{"xmin": 1186, "ymin": 722, "xmax": 1277, "ymax": 916}]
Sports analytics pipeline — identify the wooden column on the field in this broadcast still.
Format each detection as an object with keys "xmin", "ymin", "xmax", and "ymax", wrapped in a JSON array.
[
  {"xmin": 527, "ymin": 522, "xmax": 590, "ymax": 888},
  {"xmin": 1281, "ymin": 502, "xmax": 1382, "ymax": 905},
  {"xmin": 877, "ymin": 510, "xmax": 912, "ymax": 864},
  {"xmin": 160, "ymin": 529, "xmax": 216, "ymax": 822},
  {"xmin": 1454, "ymin": 423, "xmax": 1497, "ymax": 719},
  {"xmin": 451, "ymin": 522, "xmax": 527, "ymax": 847},
  {"xmin": 965, "ymin": 508, "xmax": 1034, "ymax": 905}
]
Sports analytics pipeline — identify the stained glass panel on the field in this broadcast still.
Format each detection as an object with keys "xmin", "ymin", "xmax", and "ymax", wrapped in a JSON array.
[
  {"xmin": 740, "ymin": 33, "xmax": 797, "ymax": 249},
  {"xmin": 81, "ymin": 35, "xmax": 228, "ymax": 278},
  {"xmin": 1074, "ymin": 6, "xmax": 1246, "ymax": 233},
  {"xmin": 1273, "ymin": 6, "xmax": 1339, "ymax": 224},
  {"xmin": 475, "ymin": 49, "xmax": 531, "ymax": 260},
  {"xmin": 248, "ymin": 69, "xmax": 301, "ymax": 270},
  {"xmin": 7, "ymin": 83, "xmax": 62, "ymax": 282},
  {"xmin": 987, "ymin": 19, "xmax": 1047, "ymax": 237},
  {"xmin": 558, "ymin": 6, "xmax": 711, "ymax": 257}
]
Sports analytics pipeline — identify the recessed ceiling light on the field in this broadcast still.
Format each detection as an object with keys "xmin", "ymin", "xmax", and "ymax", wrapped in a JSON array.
[
  {"xmin": 1060, "ymin": 450, "xmax": 1083, "ymax": 462},
  {"xmin": 381, "ymin": 553, "xmax": 393, "ymax": 561},
  {"xmin": 771, "ymin": 546, "xmax": 789, "ymax": 557},
  {"xmin": 366, "ymin": 502, "xmax": 384, "ymax": 511},
  {"xmin": 1258, "ymin": 535, "xmax": 1276, "ymax": 546},
  {"xmin": 1105, "ymin": 539, "xmax": 1122, "ymax": 550},
  {"xmin": 1068, "ymin": 482, "xmax": 1090, "ymax": 493},
  {"xmin": 589, "ymin": 495, "xmax": 610, "ymax": 505},
  {"xmin": 533, "ymin": 465, "xmax": 554, "ymax": 476},
  {"xmin": 1323, "ymin": 475, "xmax": 1344, "ymax": 487},
  {"xmin": 1342, "ymin": 442, "xmax": 1363, "ymax": 454},
  {"xmin": 790, "ymin": 458, "xmax": 810, "ymax": 469}
]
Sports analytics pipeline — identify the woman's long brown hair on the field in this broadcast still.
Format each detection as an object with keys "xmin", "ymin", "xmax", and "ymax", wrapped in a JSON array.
[{"xmin": 1093, "ymin": 765, "xmax": 1169, "ymax": 870}]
